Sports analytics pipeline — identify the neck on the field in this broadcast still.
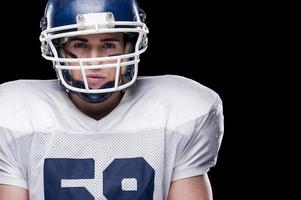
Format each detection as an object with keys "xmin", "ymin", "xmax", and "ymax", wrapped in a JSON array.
[{"xmin": 69, "ymin": 91, "xmax": 123, "ymax": 120}]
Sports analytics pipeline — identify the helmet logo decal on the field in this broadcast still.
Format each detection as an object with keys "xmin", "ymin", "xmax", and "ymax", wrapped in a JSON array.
[{"xmin": 77, "ymin": 13, "xmax": 115, "ymax": 30}]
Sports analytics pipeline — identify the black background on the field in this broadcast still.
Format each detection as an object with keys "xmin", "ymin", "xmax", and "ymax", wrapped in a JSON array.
[{"xmin": 1, "ymin": 0, "xmax": 280, "ymax": 199}]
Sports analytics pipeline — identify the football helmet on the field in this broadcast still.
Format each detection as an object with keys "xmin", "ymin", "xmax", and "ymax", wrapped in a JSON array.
[{"xmin": 40, "ymin": 0, "xmax": 148, "ymax": 103}]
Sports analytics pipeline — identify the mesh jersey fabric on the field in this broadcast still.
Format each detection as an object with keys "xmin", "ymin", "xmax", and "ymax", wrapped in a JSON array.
[{"xmin": 0, "ymin": 75, "xmax": 224, "ymax": 199}]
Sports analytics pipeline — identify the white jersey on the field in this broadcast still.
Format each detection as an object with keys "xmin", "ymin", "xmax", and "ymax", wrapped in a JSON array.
[{"xmin": 0, "ymin": 75, "xmax": 224, "ymax": 200}]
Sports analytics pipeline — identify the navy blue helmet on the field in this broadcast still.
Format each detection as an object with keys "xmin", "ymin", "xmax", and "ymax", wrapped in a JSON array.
[{"xmin": 40, "ymin": 0, "xmax": 148, "ymax": 103}]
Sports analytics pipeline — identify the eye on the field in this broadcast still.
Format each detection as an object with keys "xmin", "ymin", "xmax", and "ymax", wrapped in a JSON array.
[
  {"xmin": 73, "ymin": 42, "xmax": 87, "ymax": 49},
  {"xmin": 102, "ymin": 42, "xmax": 116, "ymax": 49}
]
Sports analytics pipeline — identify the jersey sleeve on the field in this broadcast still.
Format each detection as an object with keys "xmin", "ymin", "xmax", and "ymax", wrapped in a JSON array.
[
  {"xmin": 172, "ymin": 100, "xmax": 224, "ymax": 181},
  {"xmin": 0, "ymin": 127, "xmax": 28, "ymax": 189}
]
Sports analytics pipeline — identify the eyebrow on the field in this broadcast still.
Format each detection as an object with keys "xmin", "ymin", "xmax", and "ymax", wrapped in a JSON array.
[
  {"xmin": 69, "ymin": 37, "xmax": 88, "ymax": 42},
  {"xmin": 69, "ymin": 37, "xmax": 122, "ymax": 43},
  {"xmin": 100, "ymin": 38, "xmax": 122, "ymax": 42}
]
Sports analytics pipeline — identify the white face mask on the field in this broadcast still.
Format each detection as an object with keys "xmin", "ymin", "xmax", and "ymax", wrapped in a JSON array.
[{"xmin": 40, "ymin": 12, "xmax": 148, "ymax": 95}]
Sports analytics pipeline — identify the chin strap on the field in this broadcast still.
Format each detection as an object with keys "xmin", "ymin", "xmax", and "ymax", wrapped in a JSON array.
[{"xmin": 72, "ymin": 80, "xmax": 115, "ymax": 103}]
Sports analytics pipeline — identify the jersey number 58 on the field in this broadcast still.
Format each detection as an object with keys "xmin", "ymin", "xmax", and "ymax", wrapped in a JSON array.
[{"xmin": 44, "ymin": 157, "xmax": 155, "ymax": 200}]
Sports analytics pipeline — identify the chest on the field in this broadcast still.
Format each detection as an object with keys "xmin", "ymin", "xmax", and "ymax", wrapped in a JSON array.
[{"xmin": 15, "ymin": 129, "xmax": 182, "ymax": 199}]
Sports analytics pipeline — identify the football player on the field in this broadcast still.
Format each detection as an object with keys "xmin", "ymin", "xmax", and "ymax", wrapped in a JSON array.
[{"xmin": 0, "ymin": 0, "xmax": 224, "ymax": 199}]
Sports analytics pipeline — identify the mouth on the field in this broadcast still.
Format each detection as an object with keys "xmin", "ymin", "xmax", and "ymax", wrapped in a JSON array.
[{"xmin": 86, "ymin": 73, "xmax": 107, "ymax": 87}]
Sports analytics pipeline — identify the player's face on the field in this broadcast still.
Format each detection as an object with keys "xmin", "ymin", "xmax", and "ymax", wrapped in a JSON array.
[{"xmin": 63, "ymin": 33, "xmax": 125, "ymax": 89}]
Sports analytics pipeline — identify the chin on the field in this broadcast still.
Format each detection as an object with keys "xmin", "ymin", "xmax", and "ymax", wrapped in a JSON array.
[{"xmin": 88, "ymin": 80, "xmax": 114, "ymax": 90}]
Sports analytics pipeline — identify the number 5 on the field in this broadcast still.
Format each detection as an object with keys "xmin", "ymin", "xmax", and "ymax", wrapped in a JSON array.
[{"xmin": 44, "ymin": 157, "xmax": 155, "ymax": 199}]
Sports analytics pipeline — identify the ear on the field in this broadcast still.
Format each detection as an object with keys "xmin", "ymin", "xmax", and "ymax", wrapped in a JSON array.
[
  {"xmin": 120, "ymin": 42, "xmax": 133, "ymax": 76},
  {"xmin": 124, "ymin": 41, "xmax": 134, "ymax": 54},
  {"xmin": 58, "ymin": 48, "xmax": 66, "ymax": 58}
]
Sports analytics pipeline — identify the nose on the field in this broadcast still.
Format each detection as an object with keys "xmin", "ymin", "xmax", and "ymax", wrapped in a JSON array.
[{"xmin": 87, "ymin": 48, "xmax": 103, "ymax": 66}]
